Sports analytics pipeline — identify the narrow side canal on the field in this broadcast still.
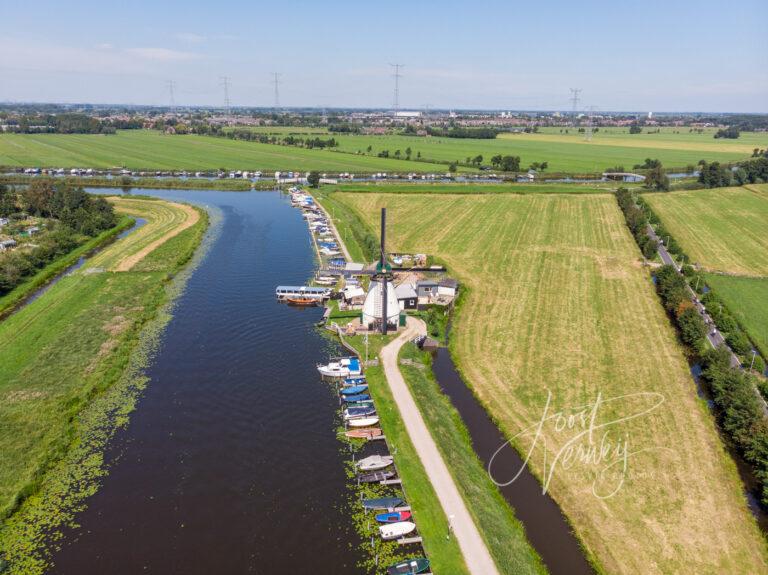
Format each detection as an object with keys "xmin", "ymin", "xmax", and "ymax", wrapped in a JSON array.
[{"xmin": 51, "ymin": 189, "xmax": 364, "ymax": 574}]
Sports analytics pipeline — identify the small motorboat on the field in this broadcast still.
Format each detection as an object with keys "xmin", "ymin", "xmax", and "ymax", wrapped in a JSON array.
[
  {"xmin": 347, "ymin": 416, "xmax": 379, "ymax": 428},
  {"xmin": 362, "ymin": 496, "xmax": 403, "ymax": 510},
  {"xmin": 314, "ymin": 275, "xmax": 336, "ymax": 285},
  {"xmin": 286, "ymin": 297, "xmax": 318, "ymax": 306},
  {"xmin": 387, "ymin": 557, "xmax": 430, "ymax": 575},
  {"xmin": 376, "ymin": 510, "xmax": 412, "ymax": 524},
  {"xmin": 345, "ymin": 427, "xmax": 382, "ymax": 439},
  {"xmin": 343, "ymin": 393, "xmax": 371, "ymax": 403},
  {"xmin": 317, "ymin": 357, "xmax": 361, "ymax": 378},
  {"xmin": 340, "ymin": 384, "xmax": 368, "ymax": 396},
  {"xmin": 358, "ymin": 470, "xmax": 395, "ymax": 483},
  {"xmin": 343, "ymin": 376, "xmax": 366, "ymax": 386},
  {"xmin": 344, "ymin": 407, "xmax": 376, "ymax": 420},
  {"xmin": 380, "ymin": 521, "xmax": 416, "ymax": 540},
  {"xmin": 357, "ymin": 455, "xmax": 394, "ymax": 471}
]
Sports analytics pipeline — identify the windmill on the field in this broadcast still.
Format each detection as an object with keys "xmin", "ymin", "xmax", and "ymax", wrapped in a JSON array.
[{"xmin": 362, "ymin": 208, "xmax": 398, "ymax": 334}]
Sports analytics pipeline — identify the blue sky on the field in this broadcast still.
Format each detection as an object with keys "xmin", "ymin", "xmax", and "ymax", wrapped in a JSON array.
[{"xmin": 1, "ymin": 0, "xmax": 766, "ymax": 112}]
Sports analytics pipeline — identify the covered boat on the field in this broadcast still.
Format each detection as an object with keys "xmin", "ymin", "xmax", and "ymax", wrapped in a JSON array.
[
  {"xmin": 344, "ymin": 406, "xmax": 376, "ymax": 420},
  {"xmin": 317, "ymin": 357, "xmax": 362, "ymax": 378},
  {"xmin": 357, "ymin": 455, "xmax": 394, "ymax": 471},
  {"xmin": 380, "ymin": 521, "xmax": 416, "ymax": 540},
  {"xmin": 347, "ymin": 416, "xmax": 379, "ymax": 428},
  {"xmin": 343, "ymin": 376, "xmax": 367, "ymax": 386},
  {"xmin": 387, "ymin": 557, "xmax": 430, "ymax": 575},
  {"xmin": 343, "ymin": 393, "xmax": 371, "ymax": 403},
  {"xmin": 362, "ymin": 496, "xmax": 403, "ymax": 510},
  {"xmin": 340, "ymin": 384, "xmax": 368, "ymax": 395}
]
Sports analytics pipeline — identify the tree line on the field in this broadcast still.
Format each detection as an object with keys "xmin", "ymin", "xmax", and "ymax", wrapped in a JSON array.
[
  {"xmin": 0, "ymin": 181, "xmax": 117, "ymax": 295},
  {"xmin": 616, "ymin": 188, "xmax": 658, "ymax": 259},
  {"xmin": 2, "ymin": 113, "xmax": 141, "ymax": 134},
  {"xmin": 698, "ymin": 158, "xmax": 768, "ymax": 188}
]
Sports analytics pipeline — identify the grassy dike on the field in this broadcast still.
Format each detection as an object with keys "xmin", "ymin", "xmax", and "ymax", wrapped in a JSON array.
[
  {"xmin": 397, "ymin": 342, "xmax": 546, "ymax": 575},
  {"xmin": 341, "ymin": 333, "xmax": 470, "ymax": 575},
  {"xmin": 0, "ymin": 216, "xmax": 135, "ymax": 316},
  {"xmin": 0, "ymin": 201, "xmax": 212, "ymax": 575}
]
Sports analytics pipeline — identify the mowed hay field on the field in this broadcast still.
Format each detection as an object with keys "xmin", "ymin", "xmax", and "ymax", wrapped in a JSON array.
[
  {"xmin": 705, "ymin": 274, "xmax": 768, "ymax": 359},
  {"xmin": 644, "ymin": 184, "xmax": 768, "ymax": 276},
  {"xmin": 0, "ymin": 197, "xmax": 205, "ymax": 523},
  {"xmin": 0, "ymin": 130, "xmax": 455, "ymax": 173},
  {"xmin": 334, "ymin": 192, "xmax": 768, "ymax": 574}
]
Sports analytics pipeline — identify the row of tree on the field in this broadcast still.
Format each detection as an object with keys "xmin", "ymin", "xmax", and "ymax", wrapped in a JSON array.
[
  {"xmin": 616, "ymin": 188, "xmax": 658, "ymax": 259},
  {"xmin": 698, "ymin": 158, "xmax": 768, "ymax": 188},
  {"xmin": 2, "ymin": 113, "xmax": 138, "ymax": 134}
]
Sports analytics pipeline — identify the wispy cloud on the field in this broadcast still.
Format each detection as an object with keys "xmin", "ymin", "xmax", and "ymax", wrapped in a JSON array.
[{"xmin": 125, "ymin": 47, "xmax": 201, "ymax": 61}]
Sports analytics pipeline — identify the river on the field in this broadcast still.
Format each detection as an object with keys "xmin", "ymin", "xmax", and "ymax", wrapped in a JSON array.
[{"xmin": 50, "ymin": 189, "xmax": 364, "ymax": 573}]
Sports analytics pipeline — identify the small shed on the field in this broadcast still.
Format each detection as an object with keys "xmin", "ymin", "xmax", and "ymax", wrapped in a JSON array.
[
  {"xmin": 395, "ymin": 283, "xmax": 418, "ymax": 310},
  {"xmin": 437, "ymin": 278, "xmax": 459, "ymax": 298},
  {"xmin": 342, "ymin": 285, "xmax": 366, "ymax": 305},
  {"xmin": 343, "ymin": 262, "xmax": 365, "ymax": 277},
  {"xmin": 416, "ymin": 280, "xmax": 439, "ymax": 303}
]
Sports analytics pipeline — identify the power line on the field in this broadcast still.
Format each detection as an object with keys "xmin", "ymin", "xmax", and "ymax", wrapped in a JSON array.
[
  {"xmin": 272, "ymin": 73, "xmax": 282, "ymax": 111},
  {"xmin": 389, "ymin": 63, "xmax": 404, "ymax": 116},
  {"xmin": 585, "ymin": 105, "xmax": 597, "ymax": 141},
  {"xmin": 569, "ymin": 88, "xmax": 581, "ymax": 116},
  {"xmin": 167, "ymin": 80, "xmax": 176, "ymax": 113},
  {"xmin": 220, "ymin": 76, "xmax": 231, "ymax": 116}
]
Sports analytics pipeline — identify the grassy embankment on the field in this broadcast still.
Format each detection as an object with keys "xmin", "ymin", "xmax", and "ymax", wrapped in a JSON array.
[
  {"xmin": 333, "ymin": 190, "xmax": 768, "ymax": 574},
  {"xmin": 644, "ymin": 184, "xmax": 768, "ymax": 360},
  {"xmin": 0, "ymin": 130, "xmax": 461, "ymax": 174},
  {"xmin": 0, "ymin": 196, "xmax": 208, "ymax": 575}
]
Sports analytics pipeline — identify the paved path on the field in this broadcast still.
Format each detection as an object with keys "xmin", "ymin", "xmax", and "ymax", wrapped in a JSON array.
[{"xmin": 380, "ymin": 317, "xmax": 500, "ymax": 575}]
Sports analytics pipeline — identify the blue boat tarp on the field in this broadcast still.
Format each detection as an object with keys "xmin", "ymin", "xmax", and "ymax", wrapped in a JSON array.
[
  {"xmin": 343, "ymin": 394, "xmax": 371, "ymax": 403},
  {"xmin": 341, "ymin": 385, "xmax": 368, "ymax": 395},
  {"xmin": 344, "ymin": 376, "xmax": 366, "ymax": 385},
  {"xmin": 348, "ymin": 358, "xmax": 360, "ymax": 372}
]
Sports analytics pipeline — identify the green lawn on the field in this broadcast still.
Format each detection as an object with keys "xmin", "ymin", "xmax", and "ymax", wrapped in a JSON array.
[
  {"xmin": 644, "ymin": 185, "xmax": 768, "ymax": 276},
  {"xmin": 0, "ymin": 130, "xmax": 459, "ymax": 173},
  {"xmin": 705, "ymin": 274, "xmax": 768, "ymax": 360},
  {"xmin": 321, "ymin": 182, "xmax": 621, "ymax": 195}
]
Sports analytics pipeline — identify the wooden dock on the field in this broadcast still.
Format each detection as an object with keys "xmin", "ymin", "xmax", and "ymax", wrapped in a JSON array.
[
  {"xmin": 380, "ymin": 478, "xmax": 402, "ymax": 485},
  {"xmin": 398, "ymin": 536, "xmax": 423, "ymax": 545}
]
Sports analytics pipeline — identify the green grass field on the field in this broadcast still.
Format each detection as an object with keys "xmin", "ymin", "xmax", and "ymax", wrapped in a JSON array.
[
  {"xmin": 644, "ymin": 185, "xmax": 768, "ymax": 276},
  {"xmin": 321, "ymin": 181, "xmax": 621, "ymax": 195},
  {"xmin": 332, "ymin": 191, "xmax": 767, "ymax": 574},
  {"xmin": 705, "ymin": 274, "xmax": 768, "ymax": 360},
  {"xmin": 0, "ymin": 130, "xmax": 458, "ymax": 173},
  {"xmin": 2, "ymin": 126, "xmax": 763, "ymax": 175},
  {"xmin": 0, "ymin": 198, "xmax": 206, "ymax": 573}
]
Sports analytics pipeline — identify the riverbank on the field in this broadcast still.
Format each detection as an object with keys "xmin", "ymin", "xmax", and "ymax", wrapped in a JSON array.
[
  {"xmin": 0, "ymin": 174, "xmax": 260, "ymax": 191},
  {"xmin": 0, "ymin": 197, "xmax": 209, "ymax": 574}
]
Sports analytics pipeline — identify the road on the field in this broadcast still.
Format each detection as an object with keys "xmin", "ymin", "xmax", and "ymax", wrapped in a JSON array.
[
  {"xmin": 380, "ymin": 317, "xmax": 500, "ymax": 575},
  {"xmin": 646, "ymin": 223, "xmax": 741, "ymax": 365}
]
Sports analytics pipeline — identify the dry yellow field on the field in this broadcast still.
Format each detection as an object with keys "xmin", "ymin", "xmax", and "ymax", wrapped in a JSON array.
[
  {"xmin": 334, "ymin": 192, "xmax": 768, "ymax": 574},
  {"xmin": 644, "ymin": 185, "xmax": 768, "ymax": 276}
]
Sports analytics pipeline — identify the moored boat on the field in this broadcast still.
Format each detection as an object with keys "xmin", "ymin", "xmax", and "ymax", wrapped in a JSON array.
[
  {"xmin": 342, "ymin": 393, "xmax": 371, "ymax": 403},
  {"xmin": 379, "ymin": 521, "xmax": 416, "ymax": 540},
  {"xmin": 347, "ymin": 416, "xmax": 379, "ymax": 428},
  {"xmin": 343, "ymin": 376, "xmax": 366, "ymax": 386},
  {"xmin": 357, "ymin": 454, "xmax": 394, "ymax": 471},
  {"xmin": 286, "ymin": 297, "xmax": 318, "ymax": 306},
  {"xmin": 362, "ymin": 496, "xmax": 403, "ymax": 510},
  {"xmin": 344, "ymin": 406, "xmax": 376, "ymax": 420},
  {"xmin": 375, "ymin": 510, "xmax": 412, "ymax": 523},
  {"xmin": 317, "ymin": 357, "xmax": 362, "ymax": 378},
  {"xmin": 344, "ymin": 427, "xmax": 382, "ymax": 439},
  {"xmin": 357, "ymin": 469, "xmax": 395, "ymax": 483},
  {"xmin": 387, "ymin": 557, "xmax": 430, "ymax": 575},
  {"xmin": 340, "ymin": 384, "xmax": 368, "ymax": 395}
]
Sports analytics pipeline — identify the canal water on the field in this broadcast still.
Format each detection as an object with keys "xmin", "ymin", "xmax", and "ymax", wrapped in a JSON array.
[
  {"xmin": 431, "ymin": 348, "xmax": 594, "ymax": 575},
  {"xmin": 51, "ymin": 189, "xmax": 364, "ymax": 574}
]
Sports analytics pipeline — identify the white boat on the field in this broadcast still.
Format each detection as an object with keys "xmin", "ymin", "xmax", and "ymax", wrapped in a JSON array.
[
  {"xmin": 314, "ymin": 276, "xmax": 336, "ymax": 286},
  {"xmin": 357, "ymin": 455, "xmax": 394, "ymax": 471},
  {"xmin": 380, "ymin": 522, "xmax": 416, "ymax": 540},
  {"xmin": 320, "ymin": 247, "xmax": 341, "ymax": 256},
  {"xmin": 317, "ymin": 357, "xmax": 362, "ymax": 378},
  {"xmin": 348, "ymin": 417, "xmax": 379, "ymax": 428}
]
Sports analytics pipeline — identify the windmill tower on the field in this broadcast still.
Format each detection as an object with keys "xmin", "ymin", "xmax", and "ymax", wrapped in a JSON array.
[{"xmin": 362, "ymin": 208, "xmax": 399, "ymax": 334}]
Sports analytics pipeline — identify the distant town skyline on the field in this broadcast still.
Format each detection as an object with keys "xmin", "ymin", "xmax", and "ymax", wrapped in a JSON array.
[{"xmin": 2, "ymin": 0, "xmax": 767, "ymax": 113}]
